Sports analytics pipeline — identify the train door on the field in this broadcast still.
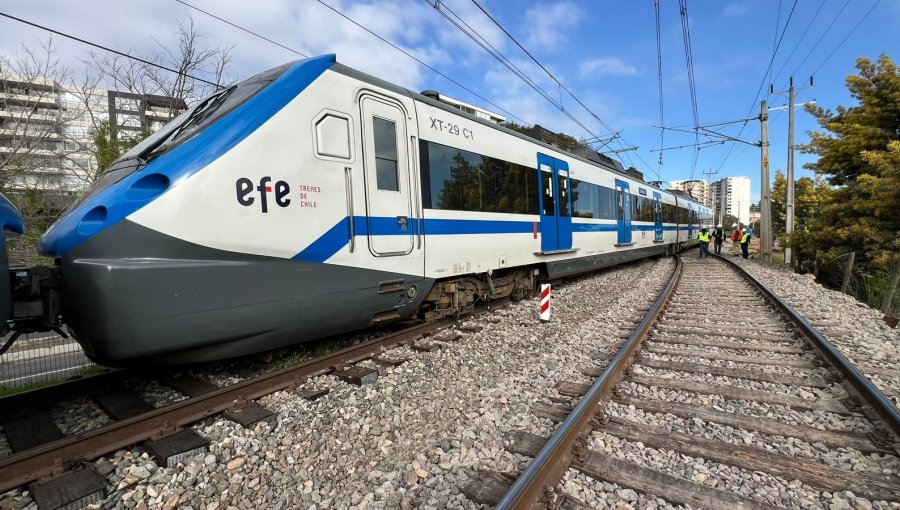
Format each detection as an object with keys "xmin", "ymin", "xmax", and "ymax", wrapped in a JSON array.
[
  {"xmin": 652, "ymin": 191, "xmax": 663, "ymax": 241},
  {"xmin": 687, "ymin": 204, "xmax": 694, "ymax": 239},
  {"xmin": 615, "ymin": 179, "xmax": 632, "ymax": 245},
  {"xmin": 360, "ymin": 95, "xmax": 414, "ymax": 256},
  {"xmin": 537, "ymin": 153, "xmax": 572, "ymax": 252}
]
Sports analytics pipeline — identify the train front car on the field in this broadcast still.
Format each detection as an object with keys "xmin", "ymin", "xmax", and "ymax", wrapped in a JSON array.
[{"xmin": 39, "ymin": 55, "xmax": 429, "ymax": 365}]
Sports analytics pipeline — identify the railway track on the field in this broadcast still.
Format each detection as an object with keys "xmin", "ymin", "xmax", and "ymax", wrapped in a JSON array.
[
  {"xmin": 0, "ymin": 300, "xmax": 512, "ymax": 509},
  {"xmin": 468, "ymin": 254, "xmax": 900, "ymax": 509}
]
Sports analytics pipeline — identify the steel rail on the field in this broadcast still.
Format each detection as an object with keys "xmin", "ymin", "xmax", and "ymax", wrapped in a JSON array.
[
  {"xmin": 714, "ymin": 254, "xmax": 900, "ymax": 440},
  {"xmin": 0, "ymin": 313, "xmax": 478, "ymax": 493},
  {"xmin": 496, "ymin": 256, "xmax": 683, "ymax": 509}
]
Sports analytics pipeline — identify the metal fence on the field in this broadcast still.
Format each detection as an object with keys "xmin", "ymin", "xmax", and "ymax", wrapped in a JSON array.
[{"xmin": 0, "ymin": 330, "xmax": 97, "ymax": 392}]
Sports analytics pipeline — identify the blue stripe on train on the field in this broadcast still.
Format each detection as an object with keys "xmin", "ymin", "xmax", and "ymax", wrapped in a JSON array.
[{"xmin": 294, "ymin": 217, "xmax": 695, "ymax": 263}]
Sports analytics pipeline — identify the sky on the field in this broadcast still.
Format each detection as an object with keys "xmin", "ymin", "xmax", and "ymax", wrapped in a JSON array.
[{"xmin": 2, "ymin": 0, "xmax": 898, "ymax": 203}]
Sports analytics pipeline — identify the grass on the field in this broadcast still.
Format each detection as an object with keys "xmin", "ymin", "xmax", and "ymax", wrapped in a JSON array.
[
  {"xmin": 0, "ymin": 364, "xmax": 109, "ymax": 398},
  {"xmin": 0, "ymin": 379, "xmax": 57, "ymax": 398}
]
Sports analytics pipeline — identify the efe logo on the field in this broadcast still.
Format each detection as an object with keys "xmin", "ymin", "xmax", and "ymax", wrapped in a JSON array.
[{"xmin": 236, "ymin": 177, "xmax": 290, "ymax": 213}]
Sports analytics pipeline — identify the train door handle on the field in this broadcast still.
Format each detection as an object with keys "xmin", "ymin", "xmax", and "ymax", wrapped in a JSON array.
[{"xmin": 397, "ymin": 216, "xmax": 408, "ymax": 230}]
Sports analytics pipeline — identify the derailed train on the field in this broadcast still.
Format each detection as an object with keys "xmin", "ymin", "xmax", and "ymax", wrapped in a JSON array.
[{"xmin": 0, "ymin": 55, "xmax": 711, "ymax": 365}]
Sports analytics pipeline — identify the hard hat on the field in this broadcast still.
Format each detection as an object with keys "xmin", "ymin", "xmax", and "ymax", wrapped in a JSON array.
[
  {"xmin": 732, "ymin": 223, "xmax": 737, "ymax": 227},
  {"xmin": 717, "ymin": 224, "xmax": 722, "ymax": 228}
]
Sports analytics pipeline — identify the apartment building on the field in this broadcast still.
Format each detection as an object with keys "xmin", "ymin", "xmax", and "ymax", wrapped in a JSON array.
[
  {"xmin": 0, "ymin": 74, "xmax": 185, "ymax": 201},
  {"xmin": 668, "ymin": 179, "xmax": 710, "ymax": 206},
  {"xmin": 709, "ymin": 176, "xmax": 751, "ymax": 225}
]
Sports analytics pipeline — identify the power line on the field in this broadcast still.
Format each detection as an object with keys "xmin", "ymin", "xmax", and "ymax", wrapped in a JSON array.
[
  {"xmin": 176, "ymin": 0, "xmax": 309, "ymax": 58},
  {"xmin": 466, "ymin": 0, "xmax": 653, "ymax": 176},
  {"xmin": 713, "ymin": 0, "xmax": 798, "ymax": 173},
  {"xmin": 314, "ymin": 0, "xmax": 530, "ymax": 126},
  {"xmin": 428, "ymin": 1, "xmax": 602, "ymax": 143},
  {"xmin": 0, "ymin": 11, "xmax": 222, "ymax": 88},
  {"xmin": 678, "ymin": 0, "xmax": 701, "ymax": 179},
  {"xmin": 771, "ymin": 0, "xmax": 826, "ymax": 87},
  {"xmin": 788, "ymin": 0, "xmax": 851, "ymax": 79},
  {"xmin": 811, "ymin": 0, "xmax": 881, "ymax": 76}
]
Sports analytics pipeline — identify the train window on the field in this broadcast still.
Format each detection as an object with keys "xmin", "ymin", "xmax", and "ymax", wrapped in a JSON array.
[
  {"xmin": 557, "ymin": 174, "xmax": 569, "ymax": 217},
  {"xmin": 633, "ymin": 196, "xmax": 652, "ymax": 222},
  {"xmin": 597, "ymin": 186, "xmax": 616, "ymax": 220},
  {"xmin": 373, "ymin": 117, "xmax": 399, "ymax": 191},
  {"xmin": 571, "ymin": 179, "xmax": 595, "ymax": 218},
  {"xmin": 315, "ymin": 113, "xmax": 351, "ymax": 159},
  {"xmin": 419, "ymin": 140, "xmax": 538, "ymax": 214},
  {"xmin": 541, "ymin": 168, "xmax": 555, "ymax": 215}
]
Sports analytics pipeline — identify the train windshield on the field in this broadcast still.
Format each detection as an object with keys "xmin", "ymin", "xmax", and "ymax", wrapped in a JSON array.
[
  {"xmin": 61, "ymin": 63, "xmax": 291, "ymax": 216},
  {"xmin": 122, "ymin": 62, "xmax": 291, "ymax": 162}
]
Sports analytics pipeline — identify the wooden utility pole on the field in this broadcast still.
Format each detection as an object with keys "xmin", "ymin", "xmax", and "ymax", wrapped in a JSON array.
[
  {"xmin": 841, "ymin": 252, "xmax": 856, "ymax": 294},
  {"xmin": 881, "ymin": 257, "xmax": 900, "ymax": 314},
  {"xmin": 760, "ymin": 100, "xmax": 771, "ymax": 263},
  {"xmin": 785, "ymin": 79, "xmax": 795, "ymax": 266}
]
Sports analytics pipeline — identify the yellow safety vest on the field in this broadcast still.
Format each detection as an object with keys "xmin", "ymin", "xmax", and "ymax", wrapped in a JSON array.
[
  {"xmin": 698, "ymin": 232, "xmax": 710, "ymax": 243},
  {"xmin": 741, "ymin": 233, "xmax": 750, "ymax": 244}
]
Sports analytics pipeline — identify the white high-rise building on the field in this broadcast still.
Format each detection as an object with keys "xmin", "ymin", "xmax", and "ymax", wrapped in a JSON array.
[
  {"xmin": 1, "ymin": 74, "xmax": 185, "ymax": 201},
  {"xmin": 710, "ymin": 176, "xmax": 751, "ymax": 225},
  {"xmin": 668, "ymin": 179, "xmax": 710, "ymax": 205}
]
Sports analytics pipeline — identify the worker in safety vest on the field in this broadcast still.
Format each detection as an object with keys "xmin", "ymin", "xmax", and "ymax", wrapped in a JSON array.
[
  {"xmin": 712, "ymin": 224, "xmax": 724, "ymax": 255},
  {"xmin": 740, "ymin": 228, "xmax": 752, "ymax": 259},
  {"xmin": 731, "ymin": 224, "xmax": 742, "ymax": 256},
  {"xmin": 698, "ymin": 227, "xmax": 710, "ymax": 258}
]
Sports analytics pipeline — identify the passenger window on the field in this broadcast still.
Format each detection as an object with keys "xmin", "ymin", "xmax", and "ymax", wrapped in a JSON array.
[
  {"xmin": 373, "ymin": 117, "xmax": 399, "ymax": 191},
  {"xmin": 541, "ymin": 168, "xmax": 554, "ymax": 215},
  {"xmin": 557, "ymin": 174, "xmax": 569, "ymax": 217}
]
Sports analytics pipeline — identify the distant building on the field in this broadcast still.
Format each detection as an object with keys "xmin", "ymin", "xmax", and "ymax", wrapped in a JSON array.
[
  {"xmin": 709, "ymin": 176, "xmax": 751, "ymax": 225},
  {"xmin": 669, "ymin": 179, "xmax": 709, "ymax": 205},
  {"xmin": 0, "ymin": 73, "xmax": 185, "ymax": 201}
]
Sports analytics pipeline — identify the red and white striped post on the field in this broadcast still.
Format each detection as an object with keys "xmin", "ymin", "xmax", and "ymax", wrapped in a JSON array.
[{"xmin": 539, "ymin": 284, "xmax": 551, "ymax": 322}]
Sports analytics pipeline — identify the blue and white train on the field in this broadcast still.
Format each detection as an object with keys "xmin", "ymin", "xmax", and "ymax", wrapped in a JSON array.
[{"xmin": 0, "ymin": 55, "xmax": 711, "ymax": 365}]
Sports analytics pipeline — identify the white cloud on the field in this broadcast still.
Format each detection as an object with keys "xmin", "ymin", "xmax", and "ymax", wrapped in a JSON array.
[
  {"xmin": 578, "ymin": 57, "xmax": 638, "ymax": 78},
  {"xmin": 523, "ymin": 1, "xmax": 583, "ymax": 49},
  {"xmin": 722, "ymin": 2, "xmax": 751, "ymax": 17}
]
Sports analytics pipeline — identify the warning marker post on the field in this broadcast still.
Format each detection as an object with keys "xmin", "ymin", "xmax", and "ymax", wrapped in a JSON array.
[{"xmin": 539, "ymin": 284, "xmax": 551, "ymax": 322}]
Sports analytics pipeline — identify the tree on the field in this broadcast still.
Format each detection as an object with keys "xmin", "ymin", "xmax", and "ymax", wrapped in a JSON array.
[
  {"xmin": 86, "ymin": 17, "xmax": 232, "ymax": 108},
  {"xmin": 795, "ymin": 54, "xmax": 900, "ymax": 310},
  {"xmin": 92, "ymin": 121, "xmax": 147, "ymax": 175}
]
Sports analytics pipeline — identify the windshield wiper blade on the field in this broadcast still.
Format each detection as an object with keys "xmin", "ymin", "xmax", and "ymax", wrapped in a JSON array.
[{"xmin": 141, "ymin": 87, "xmax": 233, "ymax": 158}]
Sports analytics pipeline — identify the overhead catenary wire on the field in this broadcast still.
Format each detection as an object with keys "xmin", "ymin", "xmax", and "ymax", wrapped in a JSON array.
[
  {"xmin": 713, "ymin": 0, "xmax": 798, "ymax": 174},
  {"xmin": 426, "ymin": 1, "xmax": 604, "ymax": 147},
  {"xmin": 654, "ymin": 0, "xmax": 665, "ymax": 173},
  {"xmin": 677, "ymin": 0, "xmax": 701, "ymax": 180},
  {"xmin": 313, "ymin": 0, "xmax": 531, "ymax": 126},
  {"xmin": 0, "ymin": 11, "xmax": 222, "ymax": 88},
  {"xmin": 176, "ymin": 0, "xmax": 309, "ymax": 58},
  {"xmin": 465, "ymin": 0, "xmax": 652, "ymax": 176}
]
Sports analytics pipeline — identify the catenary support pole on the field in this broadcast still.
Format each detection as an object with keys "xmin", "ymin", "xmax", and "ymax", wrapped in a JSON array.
[
  {"xmin": 760, "ymin": 100, "xmax": 771, "ymax": 263},
  {"xmin": 785, "ymin": 79, "xmax": 795, "ymax": 266}
]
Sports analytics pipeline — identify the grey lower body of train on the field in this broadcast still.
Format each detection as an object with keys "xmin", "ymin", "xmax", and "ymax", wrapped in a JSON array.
[{"xmin": 61, "ymin": 220, "xmax": 430, "ymax": 366}]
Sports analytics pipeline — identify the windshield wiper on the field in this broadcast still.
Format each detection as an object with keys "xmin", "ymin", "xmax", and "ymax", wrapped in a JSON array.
[{"xmin": 141, "ymin": 87, "xmax": 233, "ymax": 159}]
